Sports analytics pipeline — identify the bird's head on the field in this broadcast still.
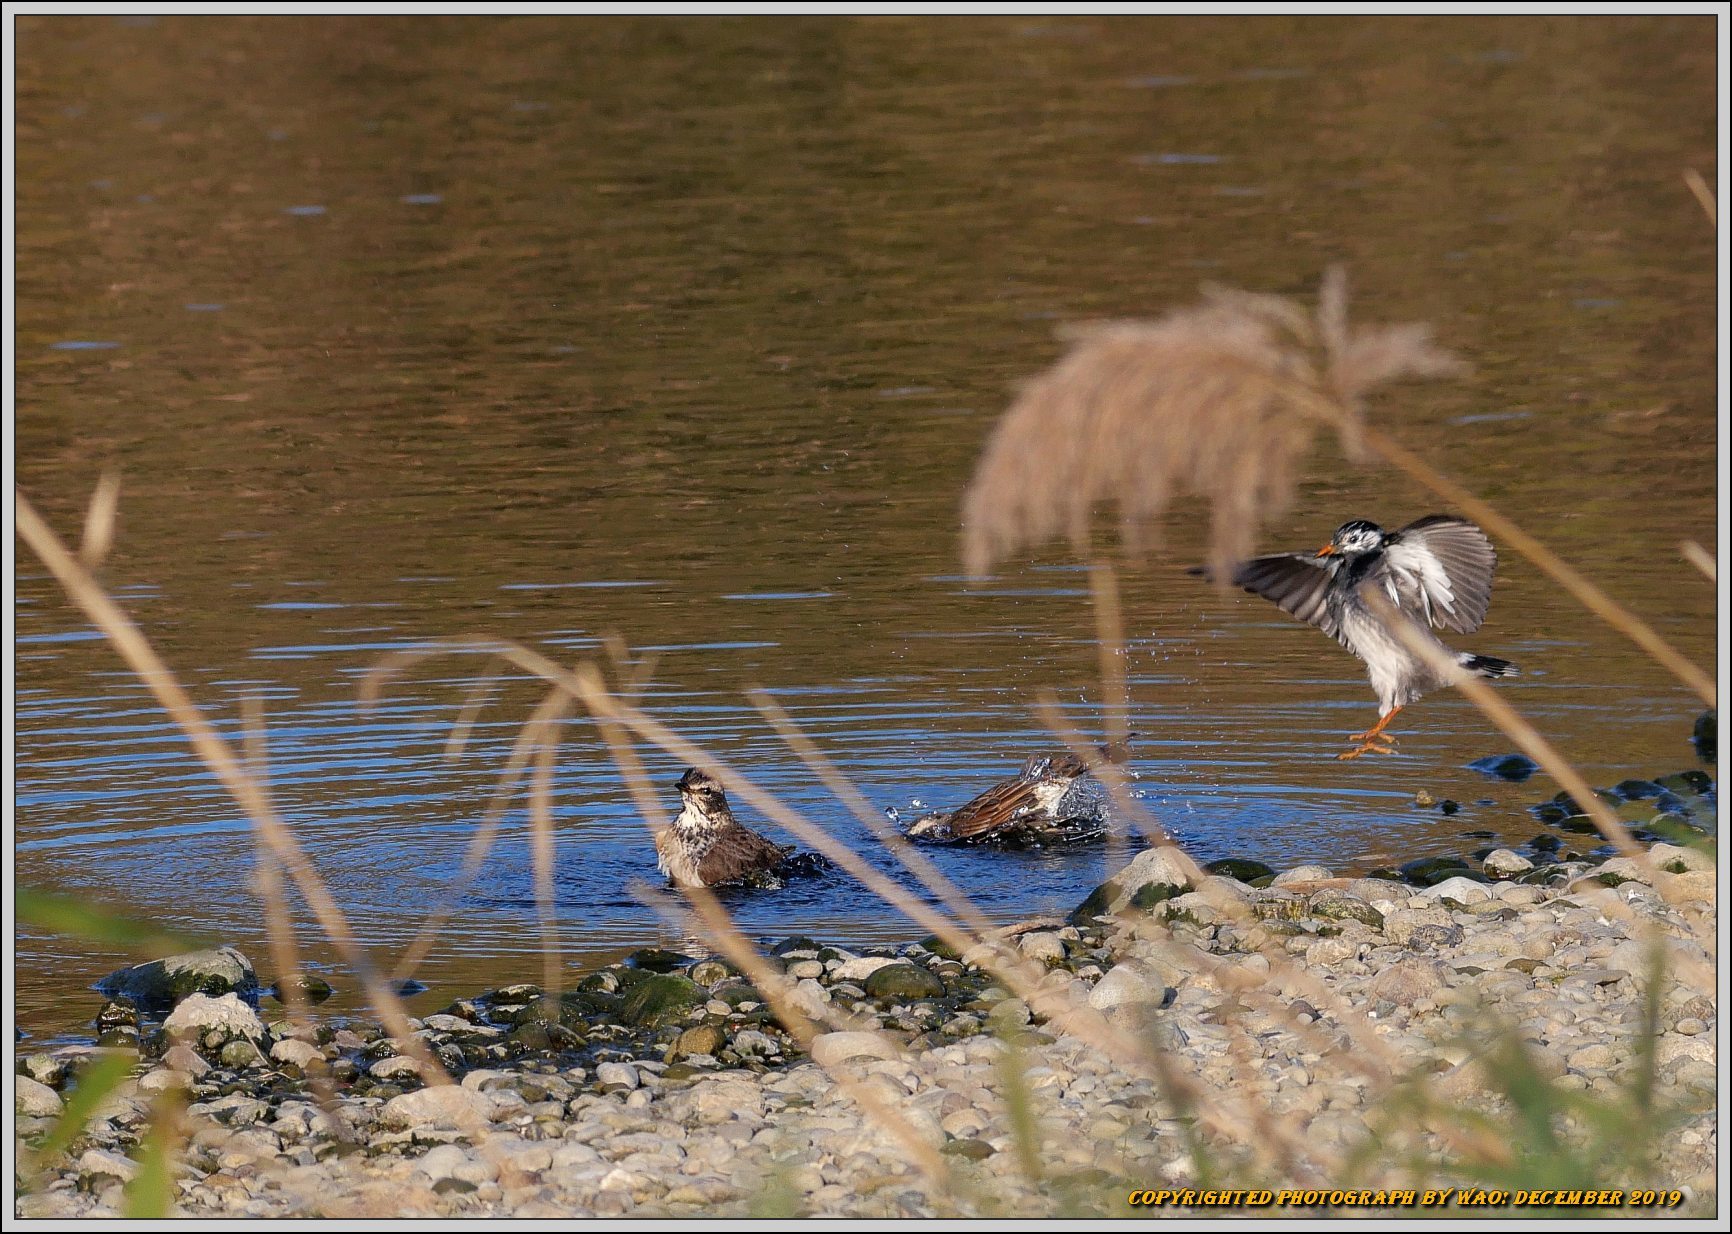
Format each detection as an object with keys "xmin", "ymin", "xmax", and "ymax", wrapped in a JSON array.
[
  {"xmin": 1318, "ymin": 519, "xmax": 1386, "ymax": 558},
  {"xmin": 676, "ymin": 768, "xmax": 729, "ymax": 812}
]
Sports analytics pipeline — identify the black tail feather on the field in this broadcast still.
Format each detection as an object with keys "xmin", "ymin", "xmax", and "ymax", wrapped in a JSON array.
[{"xmin": 1462, "ymin": 654, "xmax": 1518, "ymax": 678}]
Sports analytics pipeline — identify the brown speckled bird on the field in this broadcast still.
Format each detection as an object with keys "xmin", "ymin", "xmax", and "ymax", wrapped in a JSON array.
[
  {"xmin": 906, "ymin": 745, "xmax": 1124, "ymax": 846},
  {"xmin": 655, "ymin": 768, "xmax": 794, "ymax": 888}
]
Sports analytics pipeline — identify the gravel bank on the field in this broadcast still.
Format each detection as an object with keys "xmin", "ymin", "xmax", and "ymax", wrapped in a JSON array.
[{"xmin": 14, "ymin": 836, "xmax": 1717, "ymax": 1220}]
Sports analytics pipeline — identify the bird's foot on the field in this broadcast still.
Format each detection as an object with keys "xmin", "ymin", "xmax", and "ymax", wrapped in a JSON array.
[{"xmin": 1337, "ymin": 734, "xmax": 1397, "ymax": 760}]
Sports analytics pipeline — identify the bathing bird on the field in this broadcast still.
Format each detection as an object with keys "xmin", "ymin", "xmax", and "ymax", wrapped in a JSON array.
[
  {"xmin": 656, "ymin": 768, "xmax": 796, "ymax": 888},
  {"xmin": 905, "ymin": 743, "xmax": 1127, "ymax": 845}
]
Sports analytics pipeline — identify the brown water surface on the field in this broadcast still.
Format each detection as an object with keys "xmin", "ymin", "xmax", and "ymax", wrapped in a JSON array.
[{"xmin": 14, "ymin": 15, "xmax": 1718, "ymax": 1039}]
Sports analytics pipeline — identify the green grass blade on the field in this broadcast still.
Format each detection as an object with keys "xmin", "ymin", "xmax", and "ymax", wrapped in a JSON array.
[{"xmin": 16, "ymin": 888, "xmax": 208, "ymax": 953}]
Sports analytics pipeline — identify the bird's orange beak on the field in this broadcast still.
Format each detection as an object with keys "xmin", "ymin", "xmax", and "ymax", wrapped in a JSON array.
[{"xmin": 1316, "ymin": 543, "xmax": 1337, "ymax": 557}]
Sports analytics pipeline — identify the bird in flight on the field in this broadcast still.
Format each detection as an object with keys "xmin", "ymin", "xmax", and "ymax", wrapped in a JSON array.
[{"xmin": 1197, "ymin": 515, "xmax": 1518, "ymax": 759}]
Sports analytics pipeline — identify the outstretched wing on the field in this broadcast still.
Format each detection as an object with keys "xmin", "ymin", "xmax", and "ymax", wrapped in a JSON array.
[
  {"xmin": 1211, "ymin": 553, "xmax": 1342, "ymax": 640},
  {"xmin": 947, "ymin": 776, "xmax": 1043, "ymax": 841},
  {"xmin": 1377, "ymin": 515, "xmax": 1497, "ymax": 633}
]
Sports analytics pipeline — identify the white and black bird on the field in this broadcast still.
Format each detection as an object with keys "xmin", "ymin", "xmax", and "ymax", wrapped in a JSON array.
[{"xmin": 1197, "ymin": 515, "xmax": 1519, "ymax": 759}]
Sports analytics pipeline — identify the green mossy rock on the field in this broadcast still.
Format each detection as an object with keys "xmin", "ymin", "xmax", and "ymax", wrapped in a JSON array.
[
  {"xmin": 627, "ymin": 948, "xmax": 694, "ymax": 973},
  {"xmin": 1068, "ymin": 879, "xmax": 1123, "ymax": 924},
  {"xmin": 618, "ymin": 973, "xmax": 707, "ymax": 1028},
  {"xmin": 272, "ymin": 974, "xmax": 333, "ymax": 1004},
  {"xmin": 864, "ymin": 963, "xmax": 944, "ymax": 1002},
  {"xmin": 1398, "ymin": 856, "xmax": 1472, "ymax": 886},
  {"xmin": 99, "ymin": 947, "xmax": 258, "ymax": 1012},
  {"xmin": 1205, "ymin": 858, "xmax": 1276, "ymax": 882}
]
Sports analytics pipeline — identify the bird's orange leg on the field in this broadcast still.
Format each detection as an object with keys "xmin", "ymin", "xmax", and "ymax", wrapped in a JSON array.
[{"xmin": 1339, "ymin": 706, "xmax": 1403, "ymax": 760}]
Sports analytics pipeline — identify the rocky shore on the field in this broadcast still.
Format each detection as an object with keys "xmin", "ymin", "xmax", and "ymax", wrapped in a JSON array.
[{"xmin": 13, "ymin": 766, "xmax": 1721, "ymax": 1219}]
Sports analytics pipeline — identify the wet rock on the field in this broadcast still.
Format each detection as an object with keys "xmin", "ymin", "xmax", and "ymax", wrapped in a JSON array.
[
  {"xmin": 1468, "ymin": 753, "xmax": 1539, "ymax": 781},
  {"xmin": 772, "ymin": 936, "xmax": 821, "ymax": 957},
  {"xmin": 1481, "ymin": 849, "xmax": 1533, "ymax": 878},
  {"xmin": 95, "ymin": 998, "xmax": 139, "ymax": 1034},
  {"xmin": 1398, "ymin": 855, "xmax": 1472, "ymax": 887},
  {"xmin": 164, "ymin": 993, "xmax": 266, "ymax": 1047},
  {"xmin": 1204, "ymin": 858, "xmax": 1275, "ymax": 883},
  {"xmin": 809, "ymin": 1032, "xmax": 898, "ymax": 1068},
  {"xmin": 271, "ymin": 974, "xmax": 333, "ymax": 1004},
  {"xmin": 1612, "ymin": 779, "xmax": 1664, "ymax": 801},
  {"xmin": 618, "ymin": 974, "xmax": 707, "ymax": 1028},
  {"xmin": 863, "ymin": 963, "xmax": 944, "ymax": 1002},
  {"xmin": 99, "ymin": 946, "xmax": 258, "ymax": 1012},
  {"xmin": 15, "ymin": 1074, "xmax": 63, "ymax": 1118},
  {"xmin": 1692, "ymin": 710, "xmax": 1715, "ymax": 761},
  {"xmin": 627, "ymin": 948, "xmax": 695, "ymax": 973},
  {"xmin": 1655, "ymin": 769, "xmax": 1712, "ymax": 796}
]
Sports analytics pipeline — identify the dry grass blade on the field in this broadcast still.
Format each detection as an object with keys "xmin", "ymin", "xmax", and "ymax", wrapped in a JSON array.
[
  {"xmin": 1350, "ymin": 422, "xmax": 1716, "ymax": 708},
  {"xmin": 12, "ymin": 490, "xmax": 521, "ymax": 1163},
  {"xmin": 1679, "ymin": 540, "xmax": 1716, "ymax": 584},
  {"xmin": 80, "ymin": 469, "xmax": 121, "ymax": 569},
  {"xmin": 659, "ymin": 886, "xmax": 955, "ymax": 1191},
  {"xmin": 1682, "ymin": 167, "xmax": 1716, "ymax": 226},
  {"xmin": 574, "ymin": 669, "xmax": 1294, "ymax": 1168},
  {"xmin": 443, "ymin": 668, "xmax": 503, "ymax": 762},
  {"xmin": 746, "ymin": 687, "xmax": 1003, "ymax": 942},
  {"xmin": 961, "ymin": 266, "xmax": 1464, "ymax": 582},
  {"xmin": 1030, "ymin": 694, "xmax": 1184, "ymax": 854},
  {"xmin": 392, "ymin": 686, "xmax": 564, "ymax": 981},
  {"xmin": 526, "ymin": 698, "xmax": 570, "ymax": 994},
  {"xmin": 239, "ymin": 694, "xmax": 350, "ymax": 1142},
  {"xmin": 1088, "ymin": 560, "xmax": 1131, "ymax": 753},
  {"xmin": 1362, "ymin": 592, "xmax": 1650, "ymax": 868}
]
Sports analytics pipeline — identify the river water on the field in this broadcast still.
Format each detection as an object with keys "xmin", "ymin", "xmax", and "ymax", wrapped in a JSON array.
[{"xmin": 14, "ymin": 14, "xmax": 1718, "ymax": 1038}]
